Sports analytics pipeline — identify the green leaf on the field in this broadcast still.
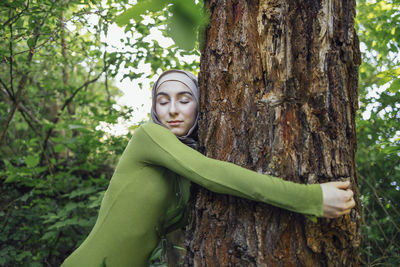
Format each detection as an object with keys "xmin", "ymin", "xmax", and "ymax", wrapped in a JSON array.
[
  {"xmin": 69, "ymin": 187, "xmax": 97, "ymax": 199},
  {"xmin": 166, "ymin": 0, "xmax": 208, "ymax": 51},
  {"xmin": 25, "ymin": 155, "xmax": 39, "ymax": 168},
  {"xmin": 20, "ymin": 193, "xmax": 30, "ymax": 202},
  {"xmin": 166, "ymin": 12, "xmax": 197, "ymax": 51},
  {"xmin": 54, "ymin": 144, "xmax": 66, "ymax": 153},
  {"xmin": 41, "ymin": 231, "xmax": 58, "ymax": 241},
  {"xmin": 388, "ymin": 78, "xmax": 400, "ymax": 93},
  {"xmin": 115, "ymin": 0, "xmax": 207, "ymax": 51},
  {"xmin": 27, "ymin": 38, "xmax": 35, "ymax": 49},
  {"xmin": 115, "ymin": 0, "xmax": 168, "ymax": 26},
  {"xmin": 4, "ymin": 175, "xmax": 17, "ymax": 183}
]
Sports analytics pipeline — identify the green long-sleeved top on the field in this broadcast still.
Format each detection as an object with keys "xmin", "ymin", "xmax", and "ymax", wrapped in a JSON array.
[{"xmin": 62, "ymin": 122, "xmax": 323, "ymax": 267}]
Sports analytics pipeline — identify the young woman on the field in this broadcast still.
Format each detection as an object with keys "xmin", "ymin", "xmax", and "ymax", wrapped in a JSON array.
[{"xmin": 62, "ymin": 70, "xmax": 355, "ymax": 267}]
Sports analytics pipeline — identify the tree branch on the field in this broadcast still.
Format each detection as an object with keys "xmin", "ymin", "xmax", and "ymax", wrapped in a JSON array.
[
  {"xmin": 1, "ymin": 10, "xmax": 104, "ymax": 61},
  {"xmin": 61, "ymin": 69, "xmax": 107, "ymax": 112},
  {"xmin": 104, "ymin": 52, "xmax": 111, "ymax": 111},
  {"xmin": 0, "ymin": 86, "xmax": 55, "ymax": 175},
  {"xmin": 19, "ymin": 110, "xmax": 55, "ymax": 176},
  {"xmin": 383, "ymin": 230, "xmax": 400, "ymax": 258},
  {"xmin": 0, "ymin": 1, "xmax": 56, "ymax": 145},
  {"xmin": 0, "ymin": 88, "xmax": 42, "ymax": 138},
  {"xmin": 0, "ymin": 26, "xmax": 39, "ymax": 145},
  {"xmin": 2, "ymin": 0, "xmax": 29, "ymax": 27},
  {"xmin": 0, "ymin": 77, "xmax": 13, "ymax": 100},
  {"xmin": 359, "ymin": 173, "xmax": 400, "ymax": 233},
  {"xmin": 8, "ymin": 8, "xmax": 15, "ymax": 96},
  {"xmin": 41, "ymin": 65, "xmax": 109, "ymax": 154}
]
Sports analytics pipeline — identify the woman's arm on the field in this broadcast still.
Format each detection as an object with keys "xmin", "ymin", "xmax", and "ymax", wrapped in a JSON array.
[
  {"xmin": 129, "ymin": 123, "xmax": 322, "ymax": 217},
  {"xmin": 132, "ymin": 123, "xmax": 355, "ymax": 218}
]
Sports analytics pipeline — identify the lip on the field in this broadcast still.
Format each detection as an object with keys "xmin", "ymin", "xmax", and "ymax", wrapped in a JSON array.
[{"xmin": 168, "ymin": 120, "xmax": 183, "ymax": 126}]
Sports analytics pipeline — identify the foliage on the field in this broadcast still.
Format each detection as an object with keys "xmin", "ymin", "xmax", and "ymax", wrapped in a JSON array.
[
  {"xmin": 116, "ymin": 0, "xmax": 208, "ymax": 51},
  {"xmin": 0, "ymin": 0, "xmax": 399, "ymax": 266},
  {"xmin": 0, "ymin": 1, "xmax": 128, "ymax": 265},
  {"xmin": 356, "ymin": 0, "xmax": 400, "ymax": 265},
  {"xmin": 0, "ymin": 0, "xmax": 198, "ymax": 266}
]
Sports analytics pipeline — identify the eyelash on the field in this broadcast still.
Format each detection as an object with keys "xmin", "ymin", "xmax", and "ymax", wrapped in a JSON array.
[{"xmin": 158, "ymin": 100, "xmax": 191, "ymax": 105}]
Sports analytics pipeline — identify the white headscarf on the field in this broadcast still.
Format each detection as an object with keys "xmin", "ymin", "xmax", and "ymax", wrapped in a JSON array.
[{"xmin": 151, "ymin": 69, "xmax": 199, "ymax": 149}]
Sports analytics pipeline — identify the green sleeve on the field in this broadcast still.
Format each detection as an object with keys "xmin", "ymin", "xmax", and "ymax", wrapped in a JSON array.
[{"xmin": 134, "ymin": 123, "xmax": 323, "ymax": 217}]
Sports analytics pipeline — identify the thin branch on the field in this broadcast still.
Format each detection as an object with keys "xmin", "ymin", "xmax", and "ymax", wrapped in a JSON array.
[
  {"xmin": 359, "ymin": 173, "xmax": 400, "ymax": 232},
  {"xmin": 0, "ymin": 1, "xmax": 56, "ymax": 145},
  {"xmin": 41, "ymin": 65, "xmax": 109, "ymax": 154},
  {"xmin": 0, "ymin": 88, "xmax": 42, "ymax": 138},
  {"xmin": 103, "ymin": 51, "xmax": 112, "ymax": 111},
  {"xmin": 0, "ymin": 26, "xmax": 39, "ymax": 145},
  {"xmin": 2, "ymin": 0, "xmax": 29, "ymax": 27},
  {"xmin": 383, "ymin": 229, "xmax": 400, "ymax": 258},
  {"xmin": 363, "ymin": 203, "xmax": 390, "ymax": 244},
  {"xmin": 7, "ymin": 27, "xmax": 61, "ymax": 58},
  {"xmin": 9, "ymin": 8, "xmax": 15, "ymax": 96},
  {"xmin": 0, "ymin": 86, "xmax": 55, "ymax": 175},
  {"xmin": 0, "ymin": 86, "xmax": 46, "ymax": 127},
  {"xmin": 61, "ymin": 69, "xmax": 106, "ymax": 112},
  {"xmin": 17, "ymin": 101, "xmax": 42, "ymax": 125},
  {"xmin": 19, "ymin": 111, "xmax": 55, "ymax": 176},
  {"xmin": 0, "ymin": 77, "xmax": 13, "ymax": 100},
  {"xmin": 3, "ymin": 10, "xmax": 103, "ymax": 59}
]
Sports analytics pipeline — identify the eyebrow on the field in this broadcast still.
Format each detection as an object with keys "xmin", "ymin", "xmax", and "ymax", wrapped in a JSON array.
[{"xmin": 156, "ymin": 91, "xmax": 194, "ymax": 97}]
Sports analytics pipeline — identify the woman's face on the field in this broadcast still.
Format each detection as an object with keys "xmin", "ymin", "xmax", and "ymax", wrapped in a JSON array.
[{"xmin": 155, "ymin": 80, "xmax": 198, "ymax": 136}]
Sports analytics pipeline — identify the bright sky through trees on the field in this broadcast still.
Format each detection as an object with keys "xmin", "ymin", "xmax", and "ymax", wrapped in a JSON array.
[{"xmin": 98, "ymin": 19, "xmax": 199, "ymax": 135}]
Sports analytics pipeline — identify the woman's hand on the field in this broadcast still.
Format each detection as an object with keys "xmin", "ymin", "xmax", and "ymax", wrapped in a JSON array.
[{"xmin": 320, "ymin": 181, "xmax": 355, "ymax": 218}]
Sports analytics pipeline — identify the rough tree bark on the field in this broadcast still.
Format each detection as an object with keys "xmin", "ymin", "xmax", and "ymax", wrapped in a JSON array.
[{"xmin": 184, "ymin": 0, "xmax": 361, "ymax": 266}]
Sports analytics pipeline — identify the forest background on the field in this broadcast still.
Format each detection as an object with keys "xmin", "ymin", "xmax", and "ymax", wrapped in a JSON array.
[{"xmin": 0, "ymin": 0, "xmax": 399, "ymax": 266}]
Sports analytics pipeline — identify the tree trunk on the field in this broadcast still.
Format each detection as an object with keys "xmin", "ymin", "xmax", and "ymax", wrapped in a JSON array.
[
  {"xmin": 184, "ymin": 0, "xmax": 361, "ymax": 266},
  {"xmin": 60, "ymin": 11, "xmax": 75, "ymax": 117}
]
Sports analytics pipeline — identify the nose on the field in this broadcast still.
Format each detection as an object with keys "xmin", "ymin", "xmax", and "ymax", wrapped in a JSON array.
[{"xmin": 169, "ymin": 100, "xmax": 178, "ymax": 115}]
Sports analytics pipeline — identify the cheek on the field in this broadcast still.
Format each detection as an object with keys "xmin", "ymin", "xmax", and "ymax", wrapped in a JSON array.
[
  {"xmin": 184, "ymin": 103, "xmax": 197, "ymax": 120},
  {"xmin": 155, "ymin": 104, "xmax": 168, "ymax": 121}
]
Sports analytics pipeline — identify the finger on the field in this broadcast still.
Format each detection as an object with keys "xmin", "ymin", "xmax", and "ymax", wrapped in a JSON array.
[
  {"xmin": 345, "ymin": 198, "xmax": 356, "ymax": 209},
  {"xmin": 346, "ymin": 189, "xmax": 354, "ymax": 200},
  {"xmin": 348, "ymin": 189, "xmax": 354, "ymax": 197},
  {"xmin": 335, "ymin": 181, "xmax": 351, "ymax": 190}
]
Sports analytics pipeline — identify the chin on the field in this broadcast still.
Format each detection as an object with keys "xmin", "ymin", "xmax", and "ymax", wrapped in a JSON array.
[{"xmin": 171, "ymin": 129, "xmax": 187, "ymax": 137}]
